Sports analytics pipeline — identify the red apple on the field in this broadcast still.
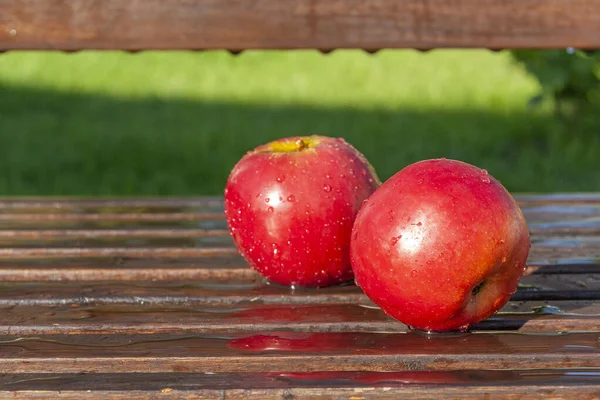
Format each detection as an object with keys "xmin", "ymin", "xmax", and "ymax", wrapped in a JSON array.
[
  {"xmin": 350, "ymin": 158, "xmax": 530, "ymax": 332},
  {"xmin": 224, "ymin": 135, "xmax": 380, "ymax": 287}
]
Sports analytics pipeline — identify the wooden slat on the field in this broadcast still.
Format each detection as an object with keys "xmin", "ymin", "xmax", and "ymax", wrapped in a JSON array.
[
  {"xmin": 2, "ymin": 387, "xmax": 600, "ymax": 400},
  {"xmin": 0, "ymin": 370, "xmax": 599, "ymax": 400},
  {"xmin": 0, "ymin": 237, "xmax": 596, "ymax": 261},
  {"xmin": 0, "ymin": 331, "xmax": 598, "ymax": 373},
  {"xmin": 1, "ymin": 258, "xmax": 599, "ymax": 282},
  {"xmin": 0, "ymin": 278, "xmax": 598, "ymax": 306},
  {"xmin": 0, "ymin": 301, "xmax": 599, "ymax": 335},
  {"xmin": 0, "ymin": 193, "xmax": 592, "ymax": 210},
  {"xmin": 1, "ymin": 0, "xmax": 600, "ymax": 51},
  {"xmin": 0, "ymin": 257, "xmax": 256, "ymax": 282}
]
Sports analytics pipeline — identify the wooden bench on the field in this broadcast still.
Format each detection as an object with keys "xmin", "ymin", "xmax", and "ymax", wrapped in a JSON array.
[{"xmin": 1, "ymin": 1, "xmax": 600, "ymax": 399}]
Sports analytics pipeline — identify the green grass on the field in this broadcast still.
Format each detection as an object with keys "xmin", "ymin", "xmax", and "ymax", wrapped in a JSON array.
[{"xmin": 0, "ymin": 49, "xmax": 598, "ymax": 196}]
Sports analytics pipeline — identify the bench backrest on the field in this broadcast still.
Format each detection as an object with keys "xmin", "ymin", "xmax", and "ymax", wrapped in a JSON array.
[{"xmin": 1, "ymin": 0, "xmax": 599, "ymax": 51}]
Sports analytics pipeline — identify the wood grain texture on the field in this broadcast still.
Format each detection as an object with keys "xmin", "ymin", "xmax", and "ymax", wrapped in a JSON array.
[
  {"xmin": 1, "ymin": 302, "xmax": 599, "ymax": 335},
  {"xmin": 0, "ymin": 195, "xmax": 597, "ymax": 397},
  {"xmin": 1, "ymin": 371, "xmax": 599, "ymax": 399},
  {"xmin": 3, "ymin": 387, "xmax": 600, "ymax": 400},
  {"xmin": 1, "ymin": 0, "xmax": 600, "ymax": 51},
  {"xmin": 0, "ymin": 331, "xmax": 598, "ymax": 373},
  {"xmin": 0, "ymin": 278, "xmax": 598, "ymax": 307}
]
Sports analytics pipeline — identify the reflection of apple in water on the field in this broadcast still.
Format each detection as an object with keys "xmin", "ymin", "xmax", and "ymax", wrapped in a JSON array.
[
  {"xmin": 224, "ymin": 135, "xmax": 380, "ymax": 287},
  {"xmin": 350, "ymin": 159, "xmax": 530, "ymax": 332}
]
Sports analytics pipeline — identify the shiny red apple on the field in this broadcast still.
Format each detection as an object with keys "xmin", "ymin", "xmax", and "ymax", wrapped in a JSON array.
[
  {"xmin": 224, "ymin": 135, "xmax": 380, "ymax": 287},
  {"xmin": 350, "ymin": 158, "xmax": 530, "ymax": 332}
]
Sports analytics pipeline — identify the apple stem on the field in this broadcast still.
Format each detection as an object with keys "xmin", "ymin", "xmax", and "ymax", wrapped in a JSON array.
[{"xmin": 295, "ymin": 139, "xmax": 308, "ymax": 151}]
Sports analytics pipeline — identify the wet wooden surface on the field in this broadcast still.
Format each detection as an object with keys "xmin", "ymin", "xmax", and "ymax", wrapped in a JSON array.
[
  {"xmin": 0, "ymin": 195, "xmax": 599, "ymax": 398},
  {"xmin": 2, "ymin": 0, "xmax": 600, "ymax": 51}
]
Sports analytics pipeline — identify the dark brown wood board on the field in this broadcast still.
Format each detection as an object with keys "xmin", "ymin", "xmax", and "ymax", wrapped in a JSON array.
[
  {"xmin": 0, "ymin": 194, "xmax": 598, "ymax": 399},
  {"xmin": 2, "ymin": 0, "xmax": 600, "ymax": 51}
]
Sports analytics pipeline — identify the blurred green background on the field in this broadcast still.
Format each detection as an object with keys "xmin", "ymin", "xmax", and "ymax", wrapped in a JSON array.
[{"xmin": 0, "ymin": 49, "xmax": 598, "ymax": 196}]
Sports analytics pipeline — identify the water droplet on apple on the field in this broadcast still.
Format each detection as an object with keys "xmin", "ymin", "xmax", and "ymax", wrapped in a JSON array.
[
  {"xmin": 276, "ymin": 176, "xmax": 285, "ymax": 183},
  {"xmin": 416, "ymin": 222, "xmax": 422, "ymax": 226},
  {"xmin": 265, "ymin": 198, "xmax": 270, "ymax": 203},
  {"xmin": 279, "ymin": 196, "xmax": 283, "ymax": 201},
  {"xmin": 272, "ymin": 245, "xmax": 280, "ymax": 258},
  {"xmin": 502, "ymin": 257, "xmax": 507, "ymax": 263},
  {"xmin": 246, "ymin": 202, "xmax": 251, "ymax": 208},
  {"xmin": 326, "ymin": 174, "xmax": 332, "ymax": 179},
  {"xmin": 361, "ymin": 169, "xmax": 367, "ymax": 176},
  {"xmin": 323, "ymin": 184, "xmax": 332, "ymax": 192},
  {"xmin": 417, "ymin": 179, "xmax": 423, "ymax": 184},
  {"xmin": 480, "ymin": 170, "xmax": 490, "ymax": 183},
  {"xmin": 267, "ymin": 206, "xmax": 274, "ymax": 213},
  {"xmin": 411, "ymin": 270, "xmax": 417, "ymax": 277},
  {"xmin": 391, "ymin": 235, "xmax": 402, "ymax": 245},
  {"xmin": 340, "ymin": 173, "xmax": 346, "ymax": 178},
  {"xmin": 287, "ymin": 195, "xmax": 295, "ymax": 202},
  {"xmin": 256, "ymin": 193, "xmax": 262, "ymax": 198},
  {"xmin": 237, "ymin": 209, "xmax": 242, "ymax": 215}
]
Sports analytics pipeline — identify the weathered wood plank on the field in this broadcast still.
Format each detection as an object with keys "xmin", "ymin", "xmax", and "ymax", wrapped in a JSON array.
[
  {"xmin": 1, "ymin": 301, "xmax": 599, "ymax": 335},
  {"xmin": 0, "ymin": 194, "xmax": 593, "ymax": 211},
  {"xmin": 2, "ymin": 387, "xmax": 600, "ymax": 400},
  {"xmin": 0, "ymin": 370, "xmax": 599, "ymax": 399},
  {"xmin": 0, "ymin": 237, "xmax": 596, "ymax": 261},
  {"xmin": 0, "ymin": 258, "xmax": 256, "ymax": 282},
  {"xmin": 0, "ymin": 331, "xmax": 598, "ymax": 373},
  {"xmin": 0, "ymin": 279, "xmax": 598, "ymax": 307},
  {"xmin": 0, "ymin": 256, "xmax": 598, "ymax": 282},
  {"xmin": 1, "ymin": 0, "xmax": 600, "ymax": 51}
]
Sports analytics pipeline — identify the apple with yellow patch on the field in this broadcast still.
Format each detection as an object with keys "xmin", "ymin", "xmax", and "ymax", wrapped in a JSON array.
[{"xmin": 225, "ymin": 135, "xmax": 380, "ymax": 287}]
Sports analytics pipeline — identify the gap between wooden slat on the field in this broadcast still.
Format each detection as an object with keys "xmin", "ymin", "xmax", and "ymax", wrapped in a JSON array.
[
  {"xmin": 0, "ymin": 213, "xmax": 223, "ymax": 221},
  {"xmin": 0, "ymin": 244, "xmax": 596, "ymax": 260},
  {"xmin": 0, "ymin": 229, "xmax": 230, "ymax": 238}
]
